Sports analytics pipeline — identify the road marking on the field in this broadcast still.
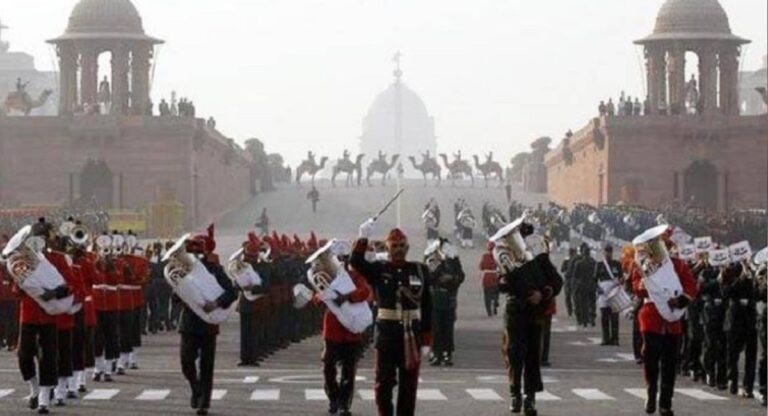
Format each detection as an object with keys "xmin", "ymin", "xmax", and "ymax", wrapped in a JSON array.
[
  {"xmin": 537, "ymin": 391, "xmax": 562, "ymax": 401},
  {"xmin": 305, "ymin": 389, "xmax": 327, "ymax": 400},
  {"xmin": 358, "ymin": 389, "xmax": 375, "ymax": 400},
  {"xmin": 0, "ymin": 389, "xmax": 14, "ymax": 399},
  {"xmin": 243, "ymin": 376, "xmax": 259, "ymax": 384},
  {"xmin": 466, "ymin": 388, "xmax": 502, "ymax": 401},
  {"xmin": 615, "ymin": 353, "xmax": 635, "ymax": 361},
  {"xmin": 417, "ymin": 389, "xmax": 447, "ymax": 400},
  {"xmin": 84, "ymin": 389, "xmax": 120, "ymax": 400},
  {"xmin": 136, "ymin": 389, "xmax": 170, "ymax": 401},
  {"xmin": 587, "ymin": 337, "xmax": 602, "ymax": 344},
  {"xmin": 250, "ymin": 389, "xmax": 280, "ymax": 401},
  {"xmin": 624, "ymin": 388, "xmax": 647, "ymax": 399},
  {"xmin": 676, "ymin": 388, "xmax": 728, "ymax": 401},
  {"xmin": 211, "ymin": 389, "xmax": 227, "ymax": 401},
  {"xmin": 572, "ymin": 388, "xmax": 615, "ymax": 400}
]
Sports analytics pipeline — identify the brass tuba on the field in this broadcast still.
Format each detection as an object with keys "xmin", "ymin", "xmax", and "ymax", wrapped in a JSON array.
[
  {"xmin": 2, "ymin": 225, "xmax": 42, "ymax": 284},
  {"xmin": 162, "ymin": 233, "xmax": 195, "ymax": 286},
  {"xmin": 491, "ymin": 217, "xmax": 534, "ymax": 274}
]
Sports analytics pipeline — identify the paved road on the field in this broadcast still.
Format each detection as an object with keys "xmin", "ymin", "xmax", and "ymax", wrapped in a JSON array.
[{"xmin": 0, "ymin": 182, "xmax": 763, "ymax": 415}]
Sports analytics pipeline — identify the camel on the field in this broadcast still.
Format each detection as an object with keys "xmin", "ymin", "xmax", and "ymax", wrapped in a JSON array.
[
  {"xmin": 331, "ymin": 154, "xmax": 365, "ymax": 187},
  {"xmin": 408, "ymin": 154, "xmax": 441, "ymax": 187},
  {"xmin": 472, "ymin": 154, "xmax": 504, "ymax": 187},
  {"xmin": 366, "ymin": 154, "xmax": 399, "ymax": 186},
  {"xmin": 295, "ymin": 156, "xmax": 328, "ymax": 185},
  {"xmin": 439, "ymin": 153, "xmax": 474, "ymax": 187},
  {"xmin": 3, "ymin": 89, "xmax": 53, "ymax": 116}
]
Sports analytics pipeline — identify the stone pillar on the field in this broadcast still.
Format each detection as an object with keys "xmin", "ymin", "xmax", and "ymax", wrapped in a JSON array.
[
  {"xmin": 647, "ymin": 47, "xmax": 666, "ymax": 114},
  {"xmin": 699, "ymin": 48, "xmax": 718, "ymax": 115},
  {"xmin": 58, "ymin": 44, "xmax": 78, "ymax": 115},
  {"xmin": 130, "ymin": 45, "xmax": 151, "ymax": 115},
  {"xmin": 111, "ymin": 43, "xmax": 129, "ymax": 115},
  {"xmin": 667, "ymin": 47, "xmax": 686, "ymax": 114},
  {"xmin": 79, "ymin": 48, "xmax": 98, "ymax": 108},
  {"xmin": 719, "ymin": 47, "xmax": 740, "ymax": 115}
]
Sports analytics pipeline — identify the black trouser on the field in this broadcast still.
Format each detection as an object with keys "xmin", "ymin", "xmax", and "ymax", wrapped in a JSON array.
[
  {"xmin": 170, "ymin": 299, "xmax": 182, "ymax": 327},
  {"xmin": 131, "ymin": 308, "xmax": 142, "ymax": 348},
  {"xmin": 323, "ymin": 341, "xmax": 361, "ymax": 412},
  {"xmin": 503, "ymin": 308, "xmax": 543, "ymax": 397},
  {"xmin": 240, "ymin": 306, "xmax": 258, "ymax": 364},
  {"xmin": 632, "ymin": 305, "xmax": 643, "ymax": 361},
  {"xmin": 643, "ymin": 332, "xmax": 680, "ymax": 411},
  {"xmin": 18, "ymin": 323, "xmax": 58, "ymax": 386},
  {"xmin": 483, "ymin": 286, "xmax": 499, "ymax": 317},
  {"xmin": 181, "ymin": 332, "xmax": 217, "ymax": 409},
  {"xmin": 574, "ymin": 287, "xmax": 594, "ymax": 326},
  {"xmin": 147, "ymin": 292, "xmax": 160, "ymax": 333},
  {"xmin": 57, "ymin": 329, "xmax": 74, "ymax": 378},
  {"xmin": 684, "ymin": 316, "xmax": 704, "ymax": 376},
  {"xmin": 374, "ymin": 340, "xmax": 420, "ymax": 416},
  {"xmin": 541, "ymin": 315, "xmax": 552, "ymax": 364},
  {"xmin": 727, "ymin": 329, "xmax": 758, "ymax": 393},
  {"xmin": 432, "ymin": 308, "xmax": 456, "ymax": 357},
  {"xmin": 600, "ymin": 307, "xmax": 619, "ymax": 344},
  {"xmin": 118, "ymin": 310, "xmax": 133, "ymax": 354},
  {"xmin": 0, "ymin": 300, "xmax": 19, "ymax": 347},
  {"xmin": 95, "ymin": 311, "xmax": 119, "ymax": 360},
  {"xmin": 703, "ymin": 326, "xmax": 727, "ymax": 386}
]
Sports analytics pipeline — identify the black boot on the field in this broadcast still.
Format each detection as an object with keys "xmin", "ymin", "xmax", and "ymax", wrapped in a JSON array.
[
  {"xmin": 27, "ymin": 395, "xmax": 38, "ymax": 410},
  {"xmin": 523, "ymin": 394, "xmax": 537, "ymax": 416},
  {"xmin": 645, "ymin": 389, "xmax": 657, "ymax": 414},
  {"xmin": 443, "ymin": 352, "xmax": 454, "ymax": 367},
  {"xmin": 190, "ymin": 389, "xmax": 200, "ymax": 409},
  {"xmin": 510, "ymin": 393, "xmax": 522, "ymax": 414},
  {"xmin": 658, "ymin": 409, "xmax": 674, "ymax": 416}
]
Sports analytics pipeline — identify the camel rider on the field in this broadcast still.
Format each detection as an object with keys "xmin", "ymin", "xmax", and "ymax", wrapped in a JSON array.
[
  {"xmin": 342, "ymin": 150, "xmax": 350, "ymax": 161},
  {"xmin": 308, "ymin": 151, "xmax": 316, "ymax": 165},
  {"xmin": 16, "ymin": 78, "xmax": 28, "ymax": 93},
  {"xmin": 378, "ymin": 150, "xmax": 386, "ymax": 163},
  {"xmin": 423, "ymin": 151, "xmax": 431, "ymax": 160},
  {"xmin": 454, "ymin": 150, "xmax": 462, "ymax": 162},
  {"xmin": 486, "ymin": 152, "xmax": 494, "ymax": 163}
]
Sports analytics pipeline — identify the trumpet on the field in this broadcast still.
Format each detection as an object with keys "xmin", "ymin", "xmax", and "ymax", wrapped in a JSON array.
[
  {"xmin": 112, "ymin": 234, "xmax": 126, "ymax": 256},
  {"xmin": 70, "ymin": 224, "xmax": 90, "ymax": 247},
  {"xmin": 95, "ymin": 235, "xmax": 113, "ymax": 257}
]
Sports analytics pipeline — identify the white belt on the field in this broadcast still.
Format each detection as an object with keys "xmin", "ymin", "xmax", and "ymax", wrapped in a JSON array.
[
  {"xmin": 378, "ymin": 308, "xmax": 421, "ymax": 321},
  {"xmin": 85, "ymin": 296, "xmax": 93, "ymax": 302},
  {"xmin": 118, "ymin": 285, "xmax": 142, "ymax": 290},
  {"xmin": 93, "ymin": 284, "xmax": 118, "ymax": 291}
]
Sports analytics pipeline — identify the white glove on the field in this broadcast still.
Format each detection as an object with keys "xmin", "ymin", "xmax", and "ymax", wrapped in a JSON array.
[
  {"xmin": 442, "ymin": 244, "xmax": 458, "ymax": 259},
  {"xmin": 359, "ymin": 218, "xmax": 376, "ymax": 239},
  {"xmin": 420, "ymin": 346, "xmax": 432, "ymax": 358}
]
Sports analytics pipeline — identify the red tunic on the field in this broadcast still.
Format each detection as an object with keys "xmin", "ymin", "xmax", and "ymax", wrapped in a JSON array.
[
  {"xmin": 75, "ymin": 256, "xmax": 98, "ymax": 327},
  {"xmin": 47, "ymin": 251, "xmax": 78, "ymax": 331},
  {"xmin": 96, "ymin": 258, "xmax": 121, "ymax": 312},
  {"xmin": 631, "ymin": 258, "xmax": 698, "ymax": 335},
  {"xmin": 121, "ymin": 255, "xmax": 149, "ymax": 310},
  {"xmin": 478, "ymin": 252, "xmax": 498, "ymax": 289},
  {"xmin": 314, "ymin": 269, "xmax": 371, "ymax": 344}
]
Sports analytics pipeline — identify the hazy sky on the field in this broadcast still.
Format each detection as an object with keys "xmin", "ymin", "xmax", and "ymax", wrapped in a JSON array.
[{"xmin": 1, "ymin": 0, "xmax": 765, "ymax": 167}]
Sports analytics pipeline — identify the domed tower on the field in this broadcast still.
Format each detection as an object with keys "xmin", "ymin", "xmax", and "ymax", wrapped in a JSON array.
[
  {"xmin": 635, "ymin": 0, "xmax": 749, "ymax": 116},
  {"xmin": 48, "ymin": 0, "xmax": 163, "ymax": 116},
  {"xmin": 359, "ymin": 54, "xmax": 437, "ymax": 176}
]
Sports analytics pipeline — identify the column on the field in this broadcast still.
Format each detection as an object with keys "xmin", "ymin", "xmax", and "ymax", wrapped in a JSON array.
[
  {"xmin": 130, "ymin": 45, "xmax": 151, "ymax": 115},
  {"xmin": 79, "ymin": 48, "xmax": 98, "ymax": 108},
  {"xmin": 667, "ymin": 47, "xmax": 685, "ymax": 114},
  {"xmin": 699, "ymin": 48, "xmax": 718, "ymax": 115},
  {"xmin": 647, "ymin": 46, "xmax": 666, "ymax": 114},
  {"xmin": 57, "ymin": 44, "xmax": 78, "ymax": 115},
  {"xmin": 111, "ymin": 43, "xmax": 129, "ymax": 115},
  {"xmin": 719, "ymin": 47, "xmax": 740, "ymax": 115}
]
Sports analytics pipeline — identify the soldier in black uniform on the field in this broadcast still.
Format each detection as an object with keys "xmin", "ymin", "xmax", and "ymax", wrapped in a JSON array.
[
  {"xmin": 755, "ymin": 259, "xmax": 767, "ymax": 407},
  {"xmin": 493, "ymin": 221, "xmax": 563, "ymax": 416},
  {"xmin": 172, "ymin": 235, "xmax": 238, "ymax": 416},
  {"xmin": 570, "ymin": 243, "xmax": 596, "ymax": 327},
  {"xmin": 425, "ymin": 239, "xmax": 464, "ymax": 366},
  {"xmin": 560, "ymin": 247, "xmax": 576, "ymax": 318},
  {"xmin": 684, "ymin": 258, "xmax": 707, "ymax": 381},
  {"xmin": 594, "ymin": 245, "xmax": 622, "ymax": 345},
  {"xmin": 699, "ymin": 259, "xmax": 728, "ymax": 390},
  {"xmin": 350, "ymin": 221, "xmax": 432, "ymax": 416},
  {"xmin": 722, "ymin": 261, "xmax": 758, "ymax": 397},
  {"xmin": 237, "ymin": 237, "xmax": 271, "ymax": 367}
]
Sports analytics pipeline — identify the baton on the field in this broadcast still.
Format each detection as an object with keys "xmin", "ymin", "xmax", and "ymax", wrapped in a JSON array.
[{"xmin": 372, "ymin": 188, "xmax": 405, "ymax": 221}]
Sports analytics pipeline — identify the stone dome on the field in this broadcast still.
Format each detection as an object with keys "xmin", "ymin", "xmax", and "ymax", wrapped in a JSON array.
[
  {"xmin": 66, "ymin": 0, "xmax": 144, "ymax": 34},
  {"xmin": 636, "ymin": 0, "xmax": 747, "ymax": 44},
  {"xmin": 654, "ymin": 0, "xmax": 730, "ymax": 35}
]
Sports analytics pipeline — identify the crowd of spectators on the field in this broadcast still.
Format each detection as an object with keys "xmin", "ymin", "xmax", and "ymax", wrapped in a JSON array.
[
  {"xmin": 0, "ymin": 198, "xmax": 110, "ymax": 240},
  {"xmin": 598, "ymin": 91, "xmax": 650, "ymax": 117}
]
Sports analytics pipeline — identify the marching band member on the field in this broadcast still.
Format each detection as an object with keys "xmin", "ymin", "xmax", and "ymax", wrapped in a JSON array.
[
  {"xmin": 491, "ymin": 217, "xmax": 562, "ymax": 416},
  {"xmin": 122, "ymin": 235, "xmax": 149, "ymax": 370},
  {"xmin": 93, "ymin": 233, "xmax": 120, "ymax": 382},
  {"xmin": 172, "ymin": 226, "xmax": 237, "ymax": 416},
  {"xmin": 112, "ymin": 233, "xmax": 134, "ymax": 375},
  {"xmin": 479, "ymin": 242, "xmax": 500, "ymax": 317},
  {"xmin": 306, "ymin": 240, "xmax": 371, "ymax": 416},
  {"xmin": 424, "ymin": 238, "xmax": 464, "ymax": 366},
  {"xmin": 630, "ymin": 225, "xmax": 697, "ymax": 416},
  {"xmin": 697, "ymin": 249, "xmax": 728, "ymax": 390},
  {"xmin": 595, "ymin": 244, "xmax": 622, "ymax": 346},
  {"xmin": 9, "ymin": 219, "xmax": 72, "ymax": 414},
  {"xmin": 71, "ymin": 231, "xmax": 97, "ymax": 393},
  {"xmin": 351, "ymin": 220, "xmax": 432, "ymax": 416},
  {"xmin": 233, "ymin": 233, "xmax": 270, "ymax": 367}
]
